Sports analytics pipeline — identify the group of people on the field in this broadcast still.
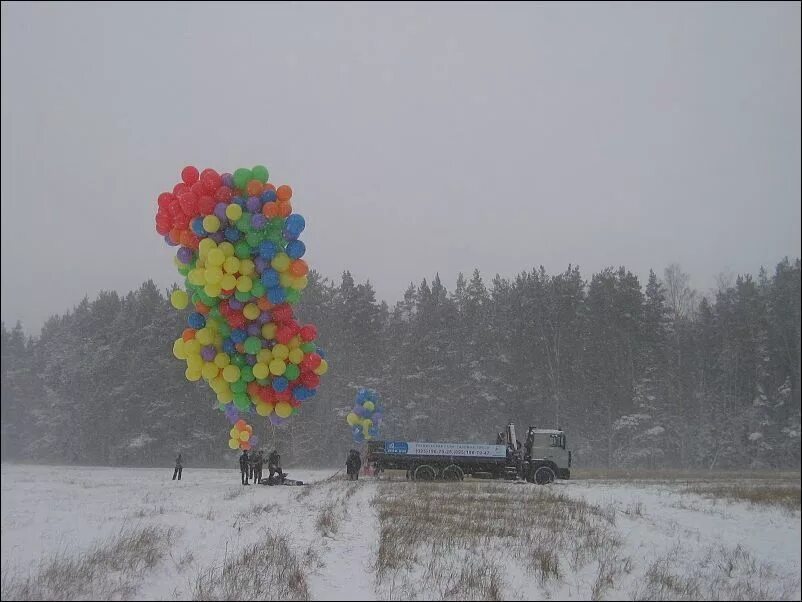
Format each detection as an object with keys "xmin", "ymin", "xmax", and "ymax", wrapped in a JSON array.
[{"xmin": 239, "ymin": 449, "xmax": 282, "ymax": 485}]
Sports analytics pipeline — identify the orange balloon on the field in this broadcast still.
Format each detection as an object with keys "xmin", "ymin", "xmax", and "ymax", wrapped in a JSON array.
[
  {"xmin": 235, "ymin": 343, "xmax": 245, "ymax": 353},
  {"xmin": 247, "ymin": 382, "xmax": 260, "ymax": 396},
  {"xmin": 263, "ymin": 183, "xmax": 276, "ymax": 192},
  {"xmin": 235, "ymin": 419, "xmax": 246, "ymax": 430},
  {"xmin": 246, "ymin": 180, "xmax": 264, "ymax": 196},
  {"xmin": 290, "ymin": 259, "xmax": 308, "ymax": 276},
  {"xmin": 277, "ymin": 201, "xmax": 292, "ymax": 218},
  {"xmin": 168, "ymin": 228, "xmax": 182, "ymax": 244},
  {"xmin": 195, "ymin": 301, "xmax": 209, "ymax": 315},
  {"xmin": 262, "ymin": 203, "xmax": 279, "ymax": 219},
  {"xmin": 182, "ymin": 328, "xmax": 196, "ymax": 341},
  {"xmin": 257, "ymin": 297, "xmax": 272, "ymax": 311},
  {"xmin": 246, "ymin": 424, "xmax": 253, "ymax": 433},
  {"xmin": 277, "ymin": 184, "xmax": 293, "ymax": 202},
  {"xmin": 179, "ymin": 230, "xmax": 194, "ymax": 247},
  {"xmin": 241, "ymin": 441, "xmax": 251, "ymax": 450}
]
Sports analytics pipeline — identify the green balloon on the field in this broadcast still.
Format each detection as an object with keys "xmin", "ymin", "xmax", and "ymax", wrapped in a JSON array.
[
  {"xmin": 232, "ymin": 354, "xmax": 247, "ymax": 367},
  {"xmin": 177, "ymin": 263, "xmax": 191, "ymax": 276},
  {"xmin": 231, "ymin": 380, "xmax": 247, "ymax": 393},
  {"xmin": 286, "ymin": 289, "xmax": 301, "ymax": 304},
  {"xmin": 233, "ymin": 394, "xmax": 250, "ymax": 411},
  {"xmin": 234, "ymin": 242, "xmax": 251, "ymax": 259},
  {"xmin": 250, "ymin": 281, "xmax": 266, "ymax": 297},
  {"xmin": 252, "ymin": 165, "xmax": 269, "ymax": 182},
  {"xmin": 284, "ymin": 364, "xmax": 300, "ymax": 381},
  {"xmin": 209, "ymin": 307, "xmax": 222, "ymax": 320},
  {"xmin": 245, "ymin": 232, "xmax": 262, "ymax": 247},
  {"xmin": 234, "ymin": 290, "xmax": 252, "ymax": 302},
  {"xmin": 237, "ymin": 214, "xmax": 253, "ymax": 233},
  {"xmin": 256, "ymin": 378, "xmax": 271, "ymax": 386},
  {"xmin": 240, "ymin": 365, "xmax": 255, "ymax": 382},
  {"xmin": 244, "ymin": 337, "xmax": 261, "ymax": 354},
  {"xmin": 218, "ymin": 321, "xmax": 231, "ymax": 337},
  {"xmin": 301, "ymin": 342, "xmax": 316, "ymax": 354},
  {"xmin": 233, "ymin": 168, "xmax": 252, "ymax": 190}
]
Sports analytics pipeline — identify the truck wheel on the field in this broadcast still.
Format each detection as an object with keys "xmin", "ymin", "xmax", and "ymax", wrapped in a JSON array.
[
  {"xmin": 442, "ymin": 465, "xmax": 464, "ymax": 481},
  {"xmin": 534, "ymin": 466, "xmax": 555, "ymax": 485},
  {"xmin": 414, "ymin": 465, "xmax": 437, "ymax": 481}
]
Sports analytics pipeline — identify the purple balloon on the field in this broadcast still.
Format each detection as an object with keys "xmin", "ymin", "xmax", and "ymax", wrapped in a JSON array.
[
  {"xmin": 221, "ymin": 173, "xmax": 234, "ymax": 188},
  {"xmin": 201, "ymin": 346, "xmax": 216, "ymax": 361},
  {"xmin": 257, "ymin": 311, "xmax": 271, "ymax": 325},
  {"xmin": 229, "ymin": 298, "xmax": 244, "ymax": 310},
  {"xmin": 251, "ymin": 214, "xmax": 267, "ymax": 230},
  {"xmin": 270, "ymin": 414, "xmax": 286, "ymax": 426},
  {"xmin": 214, "ymin": 203, "xmax": 228, "ymax": 221},
  {"xmin": 210, "ymin": 232, "xmax": 225, "ymax": 243},
  {"xmin": 177, "ymin": 246, "xmax": 194, "ymax": 264},
  {"xmin": 247, "ymin": 324, "xmax": 261, "ymax": 336},
  {"xmin": 249, "ymin": 435, "xmax": 259, "ymax": 446},
  {"xmin": 246, "ymin": 196, "xmax": 262, "ymax": 213},
  {"xmin": 246, "ymin": 354, "xmax": 257, "ymax": 366},
  {"xmin": 254, "ymin": 256, "xmax": 268, "ymax": 273}
]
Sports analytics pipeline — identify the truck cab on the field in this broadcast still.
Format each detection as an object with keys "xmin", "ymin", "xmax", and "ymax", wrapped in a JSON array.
[{"xmin": 524, "ymin": 427, "xmax": 571, "ymax": 480}]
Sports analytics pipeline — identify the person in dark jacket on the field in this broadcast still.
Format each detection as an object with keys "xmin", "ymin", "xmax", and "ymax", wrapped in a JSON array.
[
  {"xmin": 267, "ymin": 450, "xmax": 283, "ymax": 484},
  {"xmin": 239, "ymin": 450, "xmax": 250, "ymax": 485},
  {"xmin": 346, "ymin": 449, "xmax": 362, "ymax": 481},
  {"xmin": 253, "ymin": 450, "xmax": 264, "ymax": 484},
  {"xmin": 172, "ymin": 453, "xmax": 183, "ymax": 481}
]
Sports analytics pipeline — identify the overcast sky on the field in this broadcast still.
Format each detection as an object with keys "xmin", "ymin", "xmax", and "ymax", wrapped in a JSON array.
[{"xmin": 2, "ymin": 1, "xmax": 800, "ymax": 332}]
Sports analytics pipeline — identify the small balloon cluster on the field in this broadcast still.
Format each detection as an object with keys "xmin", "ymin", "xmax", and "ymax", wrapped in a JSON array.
[
  {"xmin": 154, "ymin": 165, "xmax": 329, "ymax": 447},
  {"xmin": 346, "ymin": 388, "xmax": 384, "ymax": 443},
  {"xmin": 229, "ymin": 419, "xmax": 258, "ymax": 450}
]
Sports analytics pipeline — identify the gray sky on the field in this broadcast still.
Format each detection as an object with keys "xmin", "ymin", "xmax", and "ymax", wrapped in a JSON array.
[{"xmin": 2, "ymin": 1, "xmax": 800, "ymax": 332}]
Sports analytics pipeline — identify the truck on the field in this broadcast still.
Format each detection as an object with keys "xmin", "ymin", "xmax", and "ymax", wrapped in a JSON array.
[{"xmin": 366, "ymin": 423, "xmax": 571, "ymax": 484}]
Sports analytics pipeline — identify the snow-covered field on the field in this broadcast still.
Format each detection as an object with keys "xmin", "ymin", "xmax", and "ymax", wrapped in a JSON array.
[{"xmin": 1, "ymin": 464, "xmax": 799, "ymax": 600}]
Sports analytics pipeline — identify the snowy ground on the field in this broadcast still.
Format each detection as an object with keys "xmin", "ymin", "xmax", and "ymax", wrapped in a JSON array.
[{"xmin": 1, "ymin": 464, "xmax": 799, "ymax": 600}]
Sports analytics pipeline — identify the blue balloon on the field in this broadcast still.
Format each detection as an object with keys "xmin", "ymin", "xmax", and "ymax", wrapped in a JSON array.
[
  {"xmin": 261, "ymin": 189, "xmax": 277, "ymax": 203},
  {"xmin": 272, "ymin": 376, "xmax": 289, "ymax": 392},
  {"xmin": 353, "ymin": 431, "xmax": 365, "ymax": 443},
  {"xmin": 233, "ymin": 196, "xmax": 247, "ymax": 207},
  {"xmin": 286, "ymin": 240, "xmax": 306, "ymax": 259},
  {"xmin": 188, "ymin": 312, "xmax": 206, "ymax": 329},
  {"xmin": 268, "ymin": 287, "xmax": 286, "ymax": 304},
  {"xmin": 317, "ymin": 347, "xmax": 327, "ymax": 359},
  {"xmin": 368, "ymin": 427, "xmax": 379, "ymax": 438},
  {"xmin": 286, "ymin": 214, "xmax": 306, "ymax": 233},
  {"xmin": 259, "ymin": 241, "xmax": 278, "ymax": 260},
  {"xmin": 230, "ymin": 328, "xmax": 247, "ymax": 344},
  {"xmin": 222, "ymin": 339, "xmax": 236, "ymax": 354},
  {"xmin": 261, "ymin": 268, "xmax": 280, "ymax": 288},
  {"xmin": 224, "ymin": 227, "xmax": 241, "ymax": 242},
  {"xmin": 190, "ymin": 217, "xmax": 206, "ymax": 237},
  {"xmin": 282, "ymin": 228, "xmax": 300, "ymax": 241}
]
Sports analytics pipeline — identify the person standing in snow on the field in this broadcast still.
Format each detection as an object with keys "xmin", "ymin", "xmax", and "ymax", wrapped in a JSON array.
[
  {"xmin": 346, "ymin": 449, "xmax": 362, "ymax": 480},
  {"xmin": 172, "ymin": 453, "xmax": 183, "ymax": 480},
  {"xmin": 267, "ymin": 450, "xmax": 283, "ymax": 484},
  {"xmin": 253, "ymin": 450, "xmax": 264, "ymax": 484},
  {"xmin": 239, "ymin": 449, "xmax": 250, "ymax": 485}
]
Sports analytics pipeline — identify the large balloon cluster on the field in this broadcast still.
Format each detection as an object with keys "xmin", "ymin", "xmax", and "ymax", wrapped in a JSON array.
[
  {"xmin": 346, "ymin": 388, "xmax": 384, "ymax": 443},
  {"xmin": 154, "ymin": 165, "xmax": 329, "ymax": 449}
]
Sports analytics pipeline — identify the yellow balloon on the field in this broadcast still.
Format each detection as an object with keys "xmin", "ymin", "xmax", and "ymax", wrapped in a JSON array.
[
  {"xmin": 220, "ymin": 274, "xmax": 237, "ymax": 291},
  {"xmin": 219, "ymin": 241, "xmax": 235, "ymax": 257},
  {"xmin": 217, "ymin": 389, "xmax": 233, "ymax": 403},
  {"xmin": 363, "ymin": 401, "xmax": 375, "ymax": 412},
  {"xmin": 236, "ymin": 275, "xmax": 253, "ymax": 292},
  {"xmin": 207, "ymin": 249, "xmax": 225, "ymax": 267},
  {"xmin": 314, "ymin": 359, "xmax": 329, "ymax": 375},
  {"xmin": 256, "ymin": 348, "xmax": 273, "ymax": 364},
  {"xmin": 346, "ymin": 412, "xmax": 359, "ymax": 426},
  {"xmin": 170, "ymin": 289, "xmax": 189, "ymax": 309},
  {"xmin": 214, "ymin": 333, "xmax": 224, "ymax": 347},
  {"xmin": 203, "ymin": 215, "xmax": 221, "ymax": 233},
  {"xmin": 214, "ymin": 352, "xmax": 231, "ymax": 368},
  {"xmin": 186, "ymin": 354, "xmax": 203, "ymax": 371},
  {"xmin": 205, "ymin": 266, "xmax": 223, "ymax": 284},
  {"xmin": 196, "ymin": 328, "xmax": 213, "ymax": 345},
  {"xmin": 223, "ymin": 256, "xmax": 240, "ymax": 274},
  {"xmin": 271, "ymin": 253, "xmax": 291, "ymax": 272},
  {"xmin": 228, "ymin": 438, "xmax": 239, "ymax": 449},
  {"xmin": 362, "ymin": 419, "xmax": 373, "ymax": 431},
  {"xmin": 172, "ymin": 339, "xmax": 186, "ymax": 360},
  {"xmin": 222, "ymin": 364, "xmax": 241, "ymax": 383},
  {"xmin": 256, "ymin": 403, "xmax": 271, "ymax": 416},
  {"xmin": 229, "ymin": 427, "xmax": 238, "ymax": 438},
  {"xmin": 184, "ymin": 339, "xmax": 201, "ymax": 355},
  {"xmin": 279, "ymin": 272, "xmax": 294, "ymax": 288},
  {"xmin": 210, "ymin": 376, "xmax": 226, "ymax": 393},
  {"xmin": 239, "ymin": 259, "xmax": 255, "ymax": 276},
  {"xmin": 261, "ymin": 323, "xmax": 277, "ymax": 340},
  {"xmin": 202, "ymin": 362, "xmax": 220, "ymax": 380},
  {"xmin": 239, "ymin": 430, "xmax": 249, "ymax": 442},
  {"xmin": 226, "ymin": 204, "xmax": 243, "ymax": 221},
  {"xmin": 185, "ymin": 366, "xmax": 202, "ymax": 381},
  {"xmin": 275, "ymin": 402, "xmax": 293, "ymax": 418},
  {"xmin": 272, "ymin": 344, "xmax": 289, "ymax": 360},
  {"xmin": 295, "ymin": 275, "xmax": 309, "ymax": 290},
  {"xmin": 243, "ymin": 303, "xmax": 260, "ymax": 320},
  {"xmin": 188, "ymin": 269, "xmax": 206, "ymax": 286},
  {"xmin": 269, "ymin": 359, "xmax": 286, "ymax": 376},
  {"xmin": 288, "ymin": 348, "xmax": 304, "ymax": 364},
  {"xmin": 198, "ymin": 238, "xmax": 216, "ymax": 256},
  {"xmin": 288, "ymin": 336, "xmax": 301, "ymax": 349},
  {"xmin": 204, "ymin": 282, "xmax": 222, "ymax": 298},
  {"xmin": 252, "ymin": 362, "xmax": 269, "ymax": 379}
]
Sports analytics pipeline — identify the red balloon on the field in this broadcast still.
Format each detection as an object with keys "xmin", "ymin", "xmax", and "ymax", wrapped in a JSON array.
[
  {"xmin": 215, "ymin": 186, "xmax": 233, "ymax": 202},
  {"xmin": 157, "ymin": 192, "xmax": 174, "ymax": 210},
  {"xmin": 155, "ymin": 221, "xmax": 170, "ymax": 235},
  {"xmin": 274, "ymin": 390, "xmax": 292, "ymax": 403},
  {"xmin": 300, "ymin": 371, "xmax": 319, "ymax": 388},
  {"xmin": 198, "ymin": 195, "xmax": 216, "ymax": 215},
  {"xmin": 271, "ymin": 304, "xmax": 293, "ymax": 323},
  {"xmin": 173, "ymin": 182, "xmax": 190, "ymax": 197},
  {"xmin": 219, "ymin": 300, "xmax": 232, "ymax": 316},
  {"xmin": 172, "ymin": 211, "xmax": 191, "ymax": 230},
  {"xmin": 178, "ymin": 192, "xmax": 198, "ymax": 216},
  {"xmin": 182, "ymin": 166, "xmax": 200, "ymax": 185},
  {"xmin": 228, "ymin": 313, "xmax": 246, "ymax": 329},
  {"xmin": 276, "ymin": 326, "xmax": 294, "ymax": 344},
  {"xmin": 201, "ymin": 169, "xmax": 222, "ymax": 192},
  {"xmin": 299, "ymin": 325, "xmax": 317, "ymax": 341}
]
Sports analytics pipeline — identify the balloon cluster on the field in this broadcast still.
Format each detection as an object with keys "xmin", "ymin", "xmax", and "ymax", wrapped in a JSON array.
[
  {"xmin": 229, "ymin": 419, "xmax": 257, "ymax": 451},
  {"xmin": 346, "ymin": 388, "xmax": 384, "ymax": 443},
  {"xmin": 155, "ymin": 165, "xmax": 329, "ymax": 444}
]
